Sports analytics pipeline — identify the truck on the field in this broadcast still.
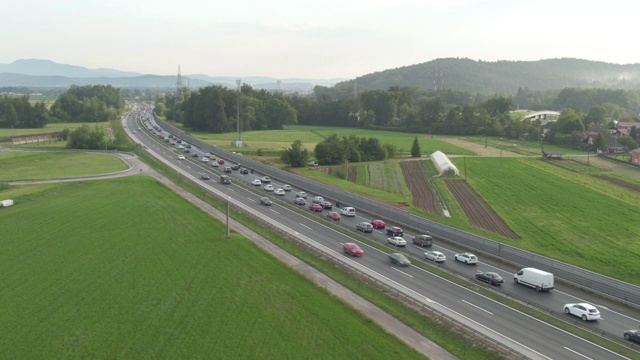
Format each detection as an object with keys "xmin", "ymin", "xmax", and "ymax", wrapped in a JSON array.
[{"xmin": 513, "ymin": 267, "xmax": 554, "ymax": 292}]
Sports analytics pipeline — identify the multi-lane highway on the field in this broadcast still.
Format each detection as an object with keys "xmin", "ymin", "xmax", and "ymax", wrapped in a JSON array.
[{"xmin": 125, "ymin": 103, "xmax": 640, "ymax": 359}]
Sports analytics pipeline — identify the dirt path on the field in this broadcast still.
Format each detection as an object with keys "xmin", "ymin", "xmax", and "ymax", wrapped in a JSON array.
[
  {"xmin": 437, "ymin": 136, "xmax": 525, "ymax": 157},
  {"xmin": 400, "ymin": 161, "xmax": 440, "ymax": 214}
]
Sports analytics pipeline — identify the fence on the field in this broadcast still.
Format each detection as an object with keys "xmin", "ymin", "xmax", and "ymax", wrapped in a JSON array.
[{"xmin": 155, "ymin": 117, "xmax": 640, "ymax": 308}]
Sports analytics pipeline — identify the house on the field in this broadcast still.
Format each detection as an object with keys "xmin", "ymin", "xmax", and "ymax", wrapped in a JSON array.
[{"xmin": 632, "ymin": 149, "xmax": 640, "ymax": 166}]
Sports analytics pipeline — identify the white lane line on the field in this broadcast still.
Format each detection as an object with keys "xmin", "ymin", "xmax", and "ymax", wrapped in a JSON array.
[
  {"xmin": 461, "ymin": 299, "xmax": 493, "ymax": 315},
  {"xmin": 299, "ymin": 223, "xmax": 312, "ymax": 230},
  {"xmin": 270, "ymin": 209, "xmax": 280, "ymax": 215},
  {"xmin": 247, "ymin": 198, "xmax": 256, "ymax": 202},
  {"xmin": 564, "ymin": 347, "xmax": 594, "ymax": 359},
  {"xmin": 391, "ymin": 268, "xmax": 413, "ymax": 278}
]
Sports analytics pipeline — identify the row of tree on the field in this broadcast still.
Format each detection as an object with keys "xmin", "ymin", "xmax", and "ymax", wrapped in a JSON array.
[
  {"xmin": 49, "ymin": 85, "xmax": 124, "ymax": 123},
  {"xmin": 155, "ymin": 84, "xmax": 297, "ymax": 133},
  {"xmin": 0, "ymin": 96, "xmax": 50, "ymax": 128}
]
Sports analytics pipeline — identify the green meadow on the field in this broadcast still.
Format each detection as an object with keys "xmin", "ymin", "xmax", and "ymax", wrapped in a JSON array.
[
  {"xmin": 0, "ymin": 177, "xmax": 423, "ymax": 359},
  {"xmin": 0, "ymin": 122, "xmax": 110, "ymax": 141},
  {"xmin": 0, "ymin": 151, "xmax": 127, "ymax": 181}
]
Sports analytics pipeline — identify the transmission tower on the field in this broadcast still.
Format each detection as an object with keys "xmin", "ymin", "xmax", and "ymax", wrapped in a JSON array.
[
  {"xmin": 176, "ymin": 65, "xmax": 184, "ymax": 102},
  {"xmin": 434, "ymin": 67, "xmax": 444, "ymax": 96}
]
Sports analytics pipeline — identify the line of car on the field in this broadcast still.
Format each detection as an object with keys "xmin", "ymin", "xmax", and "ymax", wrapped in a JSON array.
[{"xmin": 141, "ymin": 118, "xmax": 640, "ymax": 347}]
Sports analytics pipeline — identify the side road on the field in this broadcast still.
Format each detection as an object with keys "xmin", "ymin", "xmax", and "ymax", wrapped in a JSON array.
[{"xmin": 9, "ymin": 151, "xmax": 459, "ymax": 360}]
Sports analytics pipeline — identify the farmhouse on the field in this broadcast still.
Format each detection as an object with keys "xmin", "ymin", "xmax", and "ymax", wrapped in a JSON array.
[
  {"xmin": 431, "ymin": 151, "xmax": 460, "ymax": 176},
  {"xmin": 631, "ymin": 149, "xmax": 640, "ymax": 166}
]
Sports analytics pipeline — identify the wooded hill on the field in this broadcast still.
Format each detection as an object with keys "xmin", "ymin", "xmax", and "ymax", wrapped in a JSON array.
[{"xmin": 334, "ymin": 58, "xmax": 640, "ymax": 95}]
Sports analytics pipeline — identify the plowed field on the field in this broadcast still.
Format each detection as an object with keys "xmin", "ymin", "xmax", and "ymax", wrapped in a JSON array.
[
  {"xmin": 400, "ymin": 161, "xmax": 440, "ymax": 214},
  {"xmin": 593, "ymin": 175, "xmax": 640, "ymax": 192},
  {"xmin": 445, "ymin": 179, "xmax": 520, "ymax": 240}
]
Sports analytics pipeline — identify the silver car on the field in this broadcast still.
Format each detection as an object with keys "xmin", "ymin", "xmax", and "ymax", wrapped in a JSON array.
[
  {"xmin": 387, "ymin": 237, "xmax": 406, "ymax": 247},
  {"xmin": 424, "ymin": 251, "xmax": 446, "ymax": 262}
]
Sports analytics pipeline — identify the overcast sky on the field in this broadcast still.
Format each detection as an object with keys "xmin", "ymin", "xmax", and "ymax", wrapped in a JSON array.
[{"xmin": 3, "ymin": 0, "xmax": 638, "ymax": 79}]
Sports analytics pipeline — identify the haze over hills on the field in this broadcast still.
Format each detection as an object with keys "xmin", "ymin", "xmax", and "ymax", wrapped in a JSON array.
[
  {"xmin": 336, "ymin": 58, "xmax": 640, "ymax": 95},
  {"xmin": 0, "ymin": 59, "xmax": 346, "ymax": 91}
]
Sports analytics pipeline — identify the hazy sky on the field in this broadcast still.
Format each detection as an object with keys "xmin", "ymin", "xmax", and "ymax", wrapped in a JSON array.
[{"xmin": 3, "ymin": 0, "xmax": 638, "ymax": 79}]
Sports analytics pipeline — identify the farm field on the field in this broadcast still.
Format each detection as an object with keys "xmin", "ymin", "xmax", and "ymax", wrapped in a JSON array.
[
  {"xmin": 451, "ymin": 157, "xmax": 640, "ymax": 283},
  {"xmin": 0, "ymin": 151, "xmax": 127, "ymax": 181},
  {"xmin": 0, "ymin": 177, "xmax": 423, "ymax": 359}
]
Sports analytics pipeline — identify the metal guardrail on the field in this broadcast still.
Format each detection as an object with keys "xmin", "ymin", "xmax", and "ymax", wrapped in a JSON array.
[{"xmin": 155, "ymin": 117, "xmax": 640, "ymax": 308}]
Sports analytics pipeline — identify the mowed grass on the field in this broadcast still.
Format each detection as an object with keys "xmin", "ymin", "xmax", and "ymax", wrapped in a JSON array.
[
  {"xmin": 368, "ymin": 161, "xmax": 411, "ymax": 196},
  {"xmin": 452, "ymin": 157, "xmax": 640, "ymax": 283},
  {"xmin": 181, "ymin": 124, "xmax": 473, "ymax": 156},
  {"xmin": 0, "ymin": 177, "xmax": 423, "ymax": 359},
  {"xmin": 0, "ymin": 151, "xmax": 128, "ymax": 181},
  {"xmin": 0, "ymin": 122, "xmax": 110, "ymax": 141}
]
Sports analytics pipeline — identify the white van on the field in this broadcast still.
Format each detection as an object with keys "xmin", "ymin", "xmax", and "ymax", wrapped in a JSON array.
[
  {"xmin": 514, "ymin": 267, "xmax": 554, "ymax": 292},
  {"xmin": 341, "ymin": 207, "xmax": 356, "ymax": 217}
]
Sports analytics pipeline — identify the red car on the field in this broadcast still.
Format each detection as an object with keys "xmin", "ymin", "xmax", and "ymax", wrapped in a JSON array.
[
  {"xmin": 326, "ymin": 211, "xmax": 341, "ymax": 221},
  {"xmin": 309, "ymin": 204, "xmax": 323, "ymax": 212},
  {"xmin": 370, "ymin": 219, "xmax": 386, "ymax": 229},
  {"xmin": 218, "ymin": 159, "xmax": 225, "ymax": 164},
  {"xmin": 343, "ymin": 242, "xmax": 364, "ymax": 256}
]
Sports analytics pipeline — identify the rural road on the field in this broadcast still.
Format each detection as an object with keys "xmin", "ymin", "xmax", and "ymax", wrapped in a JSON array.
[{"xmin": 8, "ymin": 150, "xmax": 458, "ymax": 360}]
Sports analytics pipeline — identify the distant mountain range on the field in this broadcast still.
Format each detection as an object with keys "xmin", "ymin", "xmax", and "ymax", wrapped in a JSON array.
[{"xmin": 0, "ymin": 59, "xmax": 346, "ymax": 91}]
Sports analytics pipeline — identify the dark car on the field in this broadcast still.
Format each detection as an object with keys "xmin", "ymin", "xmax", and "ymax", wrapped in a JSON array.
[
  {"xmin": 320, "ymin": 200, "xmax": 333, "ymax": 209},
  {"xmin": 231, "ymin": 164, "xmax": 240, "ymax": 170},
  {"xmin": 192, "ymin": 152, "xmax": 199, "ymax": 157},
  {"xmin": 386, "ymin": 226, "xmax": 403, "ymax": 237},
  {"xmin": 259, "ymin": 197, "xmax": 272, "ymax": 206},
  {"xmin": 356, "ymin": 222, "xmax": 373, "ymax": 233},
  {"xmin": 185, "ymin": 149, "xmax": 191, "ymax": 153},
  {"xmin": 624, "ymin": 329, "xmax": 640, "ymax": 344},
  {"xmin": 475, "ymin": 272, "xmax": 504, "ymax": 286},
  {"xmin": 200, "ymin": 173, "xmax": 210, "ymax": 180},
  {"xmin": 186, "ymin": 144, "xmax": 191, "ymax": 148},
  {"xmin": 309, "ymin": 204, "xmax": 323, "ymax": 212},
  {"xmin": 223, "ymin": 166, "xmax": 232, "ymax": 173},
  {"xmin": 389, "ymin": 253, "xmax": 411, "ymax": 267},
  {"xmin": 240, "ymin": 168, "xmax": 249, "ymax": 174}
]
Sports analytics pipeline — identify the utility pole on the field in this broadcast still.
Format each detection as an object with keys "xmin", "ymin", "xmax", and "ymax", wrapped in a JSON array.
[{"xmin": 236, "ymin": 79, "xmax": 241, "ymax": 144}]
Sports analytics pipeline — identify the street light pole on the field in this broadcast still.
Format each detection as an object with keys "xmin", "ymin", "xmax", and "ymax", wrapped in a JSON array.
[{"xmin": 236, "ymin": 79, "xmax": 241, "ymax": 143}]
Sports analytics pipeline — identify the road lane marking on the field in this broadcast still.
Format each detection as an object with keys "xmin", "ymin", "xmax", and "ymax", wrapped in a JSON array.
[
  {"xmin": 299, "ymin": 223, "xmax": 312, "ymax": 230},
  {"xmin": 391, "ymin": 268, "xmax": 413, "ymax": 278},
  {"xmin": 461, "ymin": 299, "xmax": 493, "ymax": 315},
  {"xmin": 247, "ymin": 198, "xmax": 256, "ymax": 202},
  {"xmin": 564, "ymin": 347, "xmax": 594, "ymax": 359},
  {"xmin": 270, "ymin": 209, "xmax": 280, "ymax": 214}
]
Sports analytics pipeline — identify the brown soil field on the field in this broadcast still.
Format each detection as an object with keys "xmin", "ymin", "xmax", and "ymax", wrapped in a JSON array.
[
  {"xmin": 445, "ymin": 179, "xmax": 520, "ymax": 240},
  {"xmin": 348, "ymin": 165, "xmax": 357, "ymax": 182},
  {"xmin": 400, "ymin": 161, "xmax": 440, "ymax": 214},
  {"xmin": 592, "ymin": 174, "xmax": 640, "ymax": 192}
]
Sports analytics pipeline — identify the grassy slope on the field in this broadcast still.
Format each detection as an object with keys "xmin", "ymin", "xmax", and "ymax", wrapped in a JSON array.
[
  {"xmin": 0, "ymin": 151, "xmax": 128, "ymax": 181},
  {"xmin": 452, "ymin": 157, "xmax": 640, "ymax": 282},
  {"xmin": 0, "ymin": 177, "xmax": 423, "ymax": 359},
  {"xmin": 0, "ymin": 122, "xmax": 110, "ymax": 141}
]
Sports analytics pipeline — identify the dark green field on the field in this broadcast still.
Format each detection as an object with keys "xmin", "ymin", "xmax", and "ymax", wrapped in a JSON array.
[{"xmin": 0, "ymin": 177, "xmax": 423, "ymax": 359}]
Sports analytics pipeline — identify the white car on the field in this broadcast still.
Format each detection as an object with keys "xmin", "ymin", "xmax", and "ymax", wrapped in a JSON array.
[
  {"xmin": 387, "ymin": 237, "xmax": 407, "ymax": 247},
  {"xmin": 312, "ymin": 196, "xmax": 324, "ymax": 204},
  {"xmin": 205, "ymin": 152, "xmax": 211, "ymax": 157},
  {"xmin": 274, "ymin": 188, "xmax": 285, "ymax": 196},
  {"xmin": 177, "ymin": 155, "xmax": 185, "ymax": 160},
  {"xmin": 424, "ymin": 251, "xmax": 446, "ymax": 262},
  {"xmin": 340, "ymin": 207, "xmax": 356, "ymax": 217},
  {"xmin": 211, "ymin": 161, "xmax": 220, "ymax": 167},
  {"xmin": 261, "ymin": 176, "xmax": 271, "ymax": 183},
  {"xmin": 201, "ymin": 157, "xmax": 209, "ymax": 163},
  {"xmin": 564, "ymin": 303, "xmax": 601, "ymax": 321},
  {"xmin": 178, "ymin": 145, "xmax": 185, "ymax": 149},
  {"xmin": 252, "ymin": 179, "xmax": 261, "ymax": 186},
  {"xmin": 454, "ymin": 252, "xmax": 478, "ymax": 264},
  {"xmin": 264, "ymin": 184, "xmax": 274, "ymax": 191},
  {"xmin": 296, "ymin": 191, "xmax": 307, "ymax": 199},
  {"xmin": 283, "ymin": 184, "xmax": 292, "ymax": 191}
]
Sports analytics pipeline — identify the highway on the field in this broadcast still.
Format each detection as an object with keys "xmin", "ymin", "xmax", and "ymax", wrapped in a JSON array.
[{"xmin": 125, "ymin": 103, "xmax": 640, "ymax": 359}]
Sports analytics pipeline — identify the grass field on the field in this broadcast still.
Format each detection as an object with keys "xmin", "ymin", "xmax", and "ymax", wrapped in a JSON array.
[
  {"xmin": 461, "ymin": 136, "xmax": 586, "ymax": 156},
  {"xmin": 0, "ymin": 177, "xmax": 424, "ymax": 359},
  {"xmin": 452, "ymin": 157, "xmax": 640, "ymax": 283},
  {"xmin": 0, "ymin": 151, "xmax": 127, "ymax": 181},
  {"xmin": 0, "ymin": 122, "xmax": 110, "ymax": 141},
  {"xmin": 177, "ymin": 124, "xmax": 474, "ymax": 156}
]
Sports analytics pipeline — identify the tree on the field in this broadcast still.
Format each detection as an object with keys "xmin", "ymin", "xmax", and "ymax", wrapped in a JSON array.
[
  {"xmin": 280, "ymin": 140, "xmax": 309, "ymax": 167},
  {"xmin": 594, "ymin": 133, "xmax": 605, "ymax": 153},
  {"xmin": 410, "ymin": 136, "xmax": 421, "ymax": 157}
]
